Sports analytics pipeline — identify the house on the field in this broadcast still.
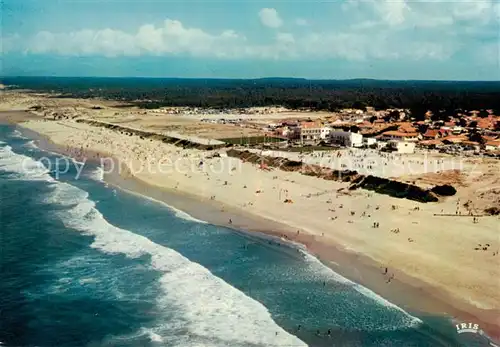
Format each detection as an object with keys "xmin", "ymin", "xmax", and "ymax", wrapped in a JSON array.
[
  {"xmin": 328, "ymin": 131, "xmax": 364, "ymax": 147},
  {"xmin": 299, "ymin": 121, "xmax": 323, "ymax": 141},
  {"xmin": 441, "ymin": 135, "xmax": 467, "ymax": 145},
  {"xmin": 377, "ymin": 130, "xmax": 419, "ymax": 142},
  {"xmin": 460, "ymin": 141, "xmax": 481, "ymax": 151},
  {"xmin": 397, "ymin": 122, "xmax": 418, "ymax": 133},
  {"xmin": 485, "ymin": 140, "xmax": 500, "ymax": 151},
  {"xmin": 477, "ymin": 116, "xmax": 498, "ymax": 130},
  {"xmin": 282, "ymin": 126, "xmax": 301, "ymax": 140},
  {"xmin": 438, "ymin": 128, "xmax": 452, "ymax": 137},
  {"xmin": 363, "ymin": 137, "xmax": 377, "ymax": 147},
  {"xmin": 423, "ymin": 129, "xmax": 439, "ymax": 139},
  {"xmin": 387, "ymin": 140, "xmax": 416, "ymax": 154},
  {"xmin": 419, "ymin": 139, "xmax": 443, "ymax": 149},
  {"xmin": 319, "ymin": 126, "xmax": 333, "ymax": 140},
  {"xmin": 483, "ymin": 135, "xmax": 498, "ymax": 142}
]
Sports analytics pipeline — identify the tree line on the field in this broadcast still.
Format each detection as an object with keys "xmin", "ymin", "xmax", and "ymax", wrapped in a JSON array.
[{"xmin": 3, "ymin": 76, "xmax": 500, "ymax": 114}]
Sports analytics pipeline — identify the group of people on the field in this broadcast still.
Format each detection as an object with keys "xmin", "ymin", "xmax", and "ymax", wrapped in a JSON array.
[{"xmin": 274, "ymin": 148, "xmax": 460, "ymax": 179}]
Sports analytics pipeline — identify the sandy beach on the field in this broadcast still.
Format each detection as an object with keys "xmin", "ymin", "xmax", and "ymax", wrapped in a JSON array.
[
  {"xmin": 1, "ymin": 95, "xmax": 499, "ymax": 339},
  {"xmin": 11, "ymin": 116, "xmax": 498, "ymax": 334}
]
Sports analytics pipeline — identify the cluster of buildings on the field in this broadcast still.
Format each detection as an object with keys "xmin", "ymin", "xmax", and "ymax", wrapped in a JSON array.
[
  {"xmin": 266, "ymin": 120, "xmax": 414, "ymax": 153},
  {"xmin": 200, "ymin": 118, "xmax": 247, "ymax": 124},
  {"xmin": 263, "ymin": 111, "xmax": 500, "ymax": 155},
  {"xmin": 149, "ymin": 105, "xmax": 499, "ymax": 155},
  {"xmin": 150, "ymin": 106, "xmax": 287, "ymax": 116}
]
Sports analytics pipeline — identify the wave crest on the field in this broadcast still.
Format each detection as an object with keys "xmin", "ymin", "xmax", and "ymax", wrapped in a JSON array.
[{"xmin": 44, "ymin": 181, "xmax": 306, "ymax": 347}]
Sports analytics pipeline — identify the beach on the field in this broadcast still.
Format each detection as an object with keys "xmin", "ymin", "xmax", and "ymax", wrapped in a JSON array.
[
  {"xmin": 1, "ymin": 89, "xmax": 499, "ymax": 340},
  {"xmin": 3, "ymin": 109, "xmax": 496, "ymax": 339}
]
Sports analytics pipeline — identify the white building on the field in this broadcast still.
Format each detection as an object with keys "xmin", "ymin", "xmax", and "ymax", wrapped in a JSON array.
[
  {"xmin": 329, "ymin": 131, "xmax": 363, "ymax": 147},
  {"xmin": 378, "ymin": 131, "xmax": 419, "ymax": 142},
  {"xmin": 363, "ymin": 137, "xmax": 377, "ymax": 146},
  {"xmin": 485, "ymin": 140, "xmax": 500, "ymax": 151},
  {"xmin": 320, "ymin": 126, "xmax": 332, "ymax": 140},
  {"xmin": 299, "ymin": 122, "xmax": 323, "ymax": 141},
  {"xmin": 387, "ymin": 140, "xmax": 416, "ymax": 154}
]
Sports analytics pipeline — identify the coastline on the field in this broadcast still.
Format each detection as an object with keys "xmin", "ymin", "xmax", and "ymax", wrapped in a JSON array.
[
  {"xmin": 2, "ymin": 112, "xmax": 498, "ymax": 342},
  {"xmin": 105, "ymin": 164, "xmax": 500, "ymax": 341}
]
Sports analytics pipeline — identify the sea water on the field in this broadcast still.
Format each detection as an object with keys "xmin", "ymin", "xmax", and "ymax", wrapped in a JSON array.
[{"xmin": 0, "ymin": 125, "xmax": 489, "ymax": 347}]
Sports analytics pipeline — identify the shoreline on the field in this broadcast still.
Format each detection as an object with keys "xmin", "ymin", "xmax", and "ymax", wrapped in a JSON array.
[
  {"xmin": 105, "ymin": 165, "xmax": 500, "ymax": 339},
  {"xmin": 3, "ymin": 114, "xmax": 499, "ymax": 342},
  {"xmin": 10, "ymin": 122, "xmax": 499, "ymax": 340}
]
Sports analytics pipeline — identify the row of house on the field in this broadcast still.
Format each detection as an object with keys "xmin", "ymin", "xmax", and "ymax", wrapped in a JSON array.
[
  {"xmin": 269, "ymin": 120, "xmax": 409, "ymax": 151},
  {"xmin": 266, "ymin": 116, "xmax": 500, "ymax": 154}
]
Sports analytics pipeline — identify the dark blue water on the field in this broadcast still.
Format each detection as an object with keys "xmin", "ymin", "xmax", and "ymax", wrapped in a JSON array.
[{"xmin": 0, "ymin": 125, "xmax": 489, "ymax": 347}]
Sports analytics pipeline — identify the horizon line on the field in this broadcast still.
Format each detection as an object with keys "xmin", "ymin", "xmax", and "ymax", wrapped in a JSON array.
[{"xmin": 2, "ymin": 75, "xmax": 500, "ymax": 83}]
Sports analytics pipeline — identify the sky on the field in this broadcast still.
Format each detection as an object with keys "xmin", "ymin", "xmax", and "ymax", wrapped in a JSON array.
[{"xmin": 2, "ymin": 0, "xmax": 500, "ymax": 80}]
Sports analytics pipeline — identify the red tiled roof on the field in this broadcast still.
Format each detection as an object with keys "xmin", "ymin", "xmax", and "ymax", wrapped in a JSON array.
[
  {"xmin": 461, "ymin": 141, "xmax": 480, "ymax": 146},
  {"xmin": 300, "ymin": 121, "xmax": 322, "ymax": 128},
  {"xmin": 419, "ymin": 139, "xmax": 443, "ymax": 146},
  {"xmin": 397, "ymin": 123, "xmax": 417, "ymax": 133},
  {"xmin": 423, "ymin": 129, "xmax": 439, "ymax": 138},
  {"xmin": 483, "ymin": 136, "xmax": 498, "ymax": 142},
  {"xmin": 477, "ymin": 116, "xmax": 498, "ymax": 130},
  {"xmin": 381, "ymin": 131, "xmax": 419, "ymax": 138},
  {"xmin": 441, "ymin": 135, "xmax": 467, "ymax": 143}
]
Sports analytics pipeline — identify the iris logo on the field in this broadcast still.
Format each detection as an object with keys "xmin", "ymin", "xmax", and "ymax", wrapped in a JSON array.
[
  {"xmin": 456, "ymin": 322, "xmax": 480, "ymax": 334},
  {"xmin": 454, "ymin": 322, "xmax": 500, "ymax": 347}
]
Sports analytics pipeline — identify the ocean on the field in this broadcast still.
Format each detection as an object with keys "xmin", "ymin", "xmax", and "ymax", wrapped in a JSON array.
[{"xmin": 0, "ymin": 124, "xmax": 489, "ymax": 347}]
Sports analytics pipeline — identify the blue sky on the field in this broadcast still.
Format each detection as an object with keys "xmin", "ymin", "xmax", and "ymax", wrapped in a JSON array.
[{"xmin": 2, "ymin": 0, "xmax": 499, "ymax": 80}]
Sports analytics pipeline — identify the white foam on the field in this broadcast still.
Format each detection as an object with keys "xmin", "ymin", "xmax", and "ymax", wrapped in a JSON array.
[
  {"xmin": 300, "ymin": 251, "xmax": 422, "ymax": 328},
  {"xmin": 171, "ymin": 205, "xmax": 208, "ymax": 224},
  {"xmin": 84, "ymin": 166, "xmax": 104, "ymax": 181},
  {"xmin": 0, "ymin": 145, "xmax": 53, "ymax": 182},
  {"xmin": 118, "ymin": 187, "xmax": 208, "ymax": 224},
  {"xmin": 23, "ymin": 140, "xmax": 39, "ymax": 149},
  {"xmin": 10, "ymin": 129, "xmax": 25, "ymax": 139},
  {"xmin": 46, "ymin": 182, "xmax": 306, "ymax": 347},
  {"xmin": 79, "ymin": 277, "xmax": 98, "ymax": 285},
  {"xmin": 143, "ymin": 329, "xmax": 163, "ymax": 343}
]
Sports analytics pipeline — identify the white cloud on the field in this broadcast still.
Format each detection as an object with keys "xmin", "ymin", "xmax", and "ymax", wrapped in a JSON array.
[
  {"xmin": 295, "ymin": 18, "xmax": 308, "ymax": 26},
  {"xmin": 344, "ymin": 0, "xmax": 498, "ymax": 29},
  {"xmin": 452, "ymin": 0, "xmax": 494, "ymax": 21},
  {"xmin": 276, "ymin": 33, "xmax": 295, "ymax": 44},
  {"xmin": 376, "ymin": 0, "xmax": 410, "ymax": 26},
  {"xmin": 2, "ymin": 11, "xmax": 495, "ymax": 66},
  {"xmin": 22, "ymin": 20, "xmax": 249, "ymax": 59},
  {"xmin": 258, "ymin": 8, "xmax": 283, "ymax": 28}
]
